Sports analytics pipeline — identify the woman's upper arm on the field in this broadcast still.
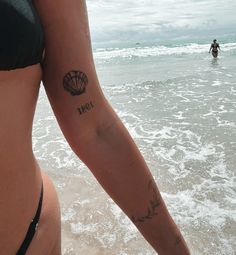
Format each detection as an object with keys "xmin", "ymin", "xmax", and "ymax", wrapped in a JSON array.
[{"xmin": 34, "ymin": 0, "xmax": 117, "ymax": 150}]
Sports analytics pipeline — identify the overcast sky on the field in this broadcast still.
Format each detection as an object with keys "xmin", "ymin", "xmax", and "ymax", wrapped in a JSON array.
[{"xmin": 87, "ymin": 0, "xmax": 236, "ymax": 46}]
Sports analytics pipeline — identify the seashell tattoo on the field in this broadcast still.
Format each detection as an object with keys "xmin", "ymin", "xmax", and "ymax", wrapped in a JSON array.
[{"xmin": 63, "ymin": 70, "xmax": 88, "ymax": 96}]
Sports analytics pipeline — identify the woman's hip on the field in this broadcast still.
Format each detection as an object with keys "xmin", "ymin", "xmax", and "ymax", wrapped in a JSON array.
[{"xmin": 25, "ymin": 170, "xmax": 61, "ymax": 255}]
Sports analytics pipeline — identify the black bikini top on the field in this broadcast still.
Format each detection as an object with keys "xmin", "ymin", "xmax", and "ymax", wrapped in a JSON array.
[{"xmin": 0, "ymin": 0, "xmax": 44, "ymax": 71}]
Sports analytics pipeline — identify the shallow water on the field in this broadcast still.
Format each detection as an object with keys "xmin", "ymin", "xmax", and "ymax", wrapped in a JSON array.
[{"xmin": 33, "ymin": 42, "xmax": 236, "ymax": 254}]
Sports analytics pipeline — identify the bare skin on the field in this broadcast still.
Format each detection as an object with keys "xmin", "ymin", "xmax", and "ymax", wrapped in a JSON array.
[
  {"xmin": 0, "ymin": 65, "xmax": 61, "ymax": 254},
  {"xmin": 33, "ymin": 0, "xmax": 190, "ymax": 254}
]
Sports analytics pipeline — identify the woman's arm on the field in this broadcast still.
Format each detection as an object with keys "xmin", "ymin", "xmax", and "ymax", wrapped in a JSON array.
[
  {"xmin": 209, "ymin": 44, "xmax": 213, "ymax": 53},
  {"xmin": 34, "ymin": 0, "xmax": 190, "ymax": 254}
]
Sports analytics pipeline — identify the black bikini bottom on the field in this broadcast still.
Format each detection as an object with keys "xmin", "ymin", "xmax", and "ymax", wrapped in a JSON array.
[{"xmin": 16, "ymin": 184, "xmax": 43, "ymax": 255}]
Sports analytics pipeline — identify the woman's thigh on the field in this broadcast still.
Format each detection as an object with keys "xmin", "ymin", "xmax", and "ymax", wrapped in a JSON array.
[{"xmin": 26, "ymin": 170, "xmax": 61, "ymax": 255}]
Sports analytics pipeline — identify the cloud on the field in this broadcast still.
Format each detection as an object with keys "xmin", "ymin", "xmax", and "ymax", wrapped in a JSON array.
[{"xmin": 86, "ymin": 0, "xmax": 236, "ymax": 45}]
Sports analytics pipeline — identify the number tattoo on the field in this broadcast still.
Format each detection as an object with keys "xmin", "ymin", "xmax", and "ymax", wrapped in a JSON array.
[{"xmin": 77, "ymin": 101, "xmax": 94, "ymax": 115}]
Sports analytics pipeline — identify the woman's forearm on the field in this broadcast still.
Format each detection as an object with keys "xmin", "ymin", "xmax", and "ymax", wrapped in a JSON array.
[{"xmin": 73, "ymin": 111, "xmax": 190, "ymax": 255}]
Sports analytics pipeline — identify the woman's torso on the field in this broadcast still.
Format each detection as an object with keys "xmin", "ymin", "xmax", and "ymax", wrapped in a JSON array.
[
  {"xmin": 212, "ymin": 43, "xmax": 219, "ymax": 51},
  {"xmin": 0, "ymin": 65, "xmax": 43, "ymax": 254},
  {"xmin": 0, "ymin": 0, "xmax": 55, "ymax": 253}
]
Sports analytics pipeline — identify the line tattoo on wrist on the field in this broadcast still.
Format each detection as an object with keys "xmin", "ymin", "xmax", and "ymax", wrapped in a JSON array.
[
  {"xmin": 77, "ymin": 101, "xmax": 94, "ymax": 115},
  {"xmin": 63, "ymin": 70, "xmax": 88, "ymax": 96},
  {"xmin": 131, "ymin": 179, "xmax": 162, "ymax": 224}
]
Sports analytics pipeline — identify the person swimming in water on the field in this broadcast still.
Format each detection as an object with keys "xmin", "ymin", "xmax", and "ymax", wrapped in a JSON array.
[{"xmin": 209, "ymin": 39, "xmax": 220, "ymax": 58}]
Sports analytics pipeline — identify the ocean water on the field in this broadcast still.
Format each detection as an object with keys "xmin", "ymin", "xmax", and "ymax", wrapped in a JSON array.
[{"xmin": 33, "ymin": 42, "xmax": 236, "ymax": 254}]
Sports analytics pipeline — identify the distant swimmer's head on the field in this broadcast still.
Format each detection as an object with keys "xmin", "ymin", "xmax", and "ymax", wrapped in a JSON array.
[{"xmin": 213, "ymin": 39, "xmax": 217, "ymax": 43}]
